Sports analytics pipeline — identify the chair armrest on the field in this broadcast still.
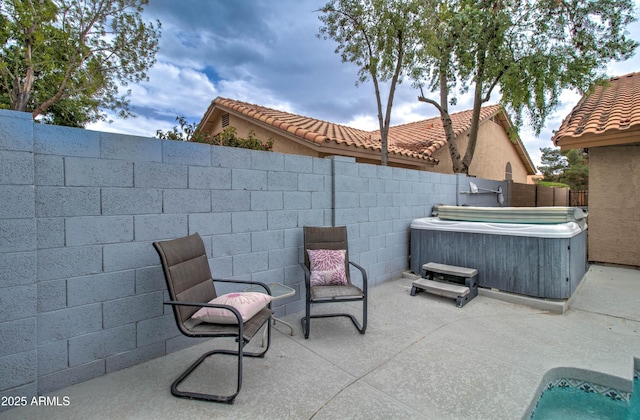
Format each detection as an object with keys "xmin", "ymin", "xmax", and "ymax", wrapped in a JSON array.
[
  {"xmin": 299, "ymin": 263, "xmax": 311, "ymax": 282},
  {"xmin": 299, "ymin": 263, "xmax": 311, "ymax": 297},
  {"xmin": 349, "ymin": 261, "xmax": 368, "ymax": 293},
  {"xmin": 211, "ymin": 278, "xmax": 272, "ymax": 296}
]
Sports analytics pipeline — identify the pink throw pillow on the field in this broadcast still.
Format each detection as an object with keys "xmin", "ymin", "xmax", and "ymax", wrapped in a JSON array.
[
  {"xmin": 191, "ymin": 292, "xmax": 272, "ymax": 325},
  {"xmin": 307, "ymin": 249, "xmax": 348, "ymax": 286}
]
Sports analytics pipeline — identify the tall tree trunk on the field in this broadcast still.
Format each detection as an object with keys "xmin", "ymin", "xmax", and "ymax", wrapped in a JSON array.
[
  {"xmin": 379, "ymin": 30, "xmax": 406, "ymax": 167},
  {"xmin": 13, "ymin": 25, "xmax": 36, "ymax": 112},
  {"xmin": 418, "ymin": 69, "xmax": 467, "ymax": 174},
  {"xmin": 462, "ymin": 40, "xmax": 490, "ymax": 171},
  {"xmin": 371, "ymin": 74, "xmax": 388, "ymax": 166},
  {"xmin": 13, "ymin": 72, "xmax": 33, "ymax": 112},
  {"xmin": 462, "ymin": 82, "xmax": 484, "ymax": 171},
  {"xmin": 438, "ymin": 69, "xmax": 466, "ymax": 174}
]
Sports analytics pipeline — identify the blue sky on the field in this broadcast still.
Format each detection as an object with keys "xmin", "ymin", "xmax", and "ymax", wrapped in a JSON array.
[{"xmin": 87, "ymin": 0, "xmax": 640, "ymax": 170}]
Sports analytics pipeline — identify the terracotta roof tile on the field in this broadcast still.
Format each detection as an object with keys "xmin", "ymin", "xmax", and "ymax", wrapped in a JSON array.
[
  {"xmin": 213, "ymin": 98, "xmax": 504, "ymax": 162},
  {"xmin": 379, "ymin": 106, "xmax": 502, "ymax": 155},
  {"xmin": 553, "ymin": 72, "xmax": 640, "ymax": 144}
]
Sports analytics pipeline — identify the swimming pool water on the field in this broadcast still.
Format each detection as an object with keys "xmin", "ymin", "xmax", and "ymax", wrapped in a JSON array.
[{"xmin": 531, "ymin": 375, "xmax": 639, "ymax": 419}]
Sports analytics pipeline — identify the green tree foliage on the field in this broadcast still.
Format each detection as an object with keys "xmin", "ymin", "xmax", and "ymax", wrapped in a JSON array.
[
  {"xmin": 156, "ymin": 116, "xmax": 274, "ymax": 152},
  {"xmin": 414, "ymin": 0, "xmax": 637, "ymax": 174},
  {"xmin": 0, "ymin": 0, "xmax": 161, "ymax": 127},
  {"xmin": 538, "ymin": 147, "xmax": 588, "ymax": 190},
  {"xmin": 317, "ymin": 0, "xmax": 423, "ymax": 165},
  {"xmin": 538, "ymin": 147, "xmax": 566, "ymax": 181}
]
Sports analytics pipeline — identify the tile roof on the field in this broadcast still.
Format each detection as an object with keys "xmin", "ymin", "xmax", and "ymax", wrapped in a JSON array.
[
  {"xmin": 377, "ymin": 106, "xmax": 503, "ymax": 156},
  {"xmin": 553, "ymin": 72, "xmax": 640, "ymax": 147},
  {"xmin": 211, "ymin": 98, "xmax": 506, "ymax": 163}
]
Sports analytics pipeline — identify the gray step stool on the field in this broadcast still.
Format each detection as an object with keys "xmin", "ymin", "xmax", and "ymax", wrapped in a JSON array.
[{"xmin": 410, "ymin": 262, "xmax": 478, "ymax": 307}]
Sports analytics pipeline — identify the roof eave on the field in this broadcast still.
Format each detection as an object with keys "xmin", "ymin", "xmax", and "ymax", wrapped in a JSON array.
[
  {"xmin": 197, "ymin": 99, "xmax": 220, "ymax": 133},
  {"xmin": 298, "ymin": 141, "xmax": 438, "ymax": 167},
  {"xmin": 555, "ymin": 127, "xmax": 640, "ymax": 150}
]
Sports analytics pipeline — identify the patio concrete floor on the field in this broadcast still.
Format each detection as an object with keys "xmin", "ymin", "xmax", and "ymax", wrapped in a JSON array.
[{"xmin": 2, "ymin": 264, "xmax": 639, "ymax": 420}]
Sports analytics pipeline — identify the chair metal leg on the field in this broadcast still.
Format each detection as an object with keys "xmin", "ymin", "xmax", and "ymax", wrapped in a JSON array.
[
  {"xmin": 171, "ymin": 321, "xmax": 271, "ymax": 403},
  {"xmin": 307, "ymin": 313, "xmax": 366, "ymax": 332},
  {"xmin": 171, "ymin": 349, "xmax": 240, "ymax": 404},
  {"xmin": 301, "ymin": 298, "xmax": 311, "ymax": 339},
  {"xmin": 300, "ymin": 300, "xmax": 367, "ymax": 339}
]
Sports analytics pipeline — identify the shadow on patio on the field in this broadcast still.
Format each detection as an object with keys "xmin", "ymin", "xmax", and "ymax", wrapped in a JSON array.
[{"xmin": 2, "ymin": 264, "xmax": 639, "ymax": 420}]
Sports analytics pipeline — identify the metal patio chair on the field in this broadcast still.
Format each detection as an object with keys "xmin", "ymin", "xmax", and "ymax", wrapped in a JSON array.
[
  {"xmin": 153, "ymin": 232, "xmax": 272, "ymax": 404},
  {"xmin": 300, "ymin": 226, "xmax": 368, "ymax": 339}
]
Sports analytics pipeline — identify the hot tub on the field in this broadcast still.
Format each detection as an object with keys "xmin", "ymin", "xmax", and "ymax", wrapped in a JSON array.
[{"xmin": 410, "ymin": 212, "xmax": 588, "ymax": 299}]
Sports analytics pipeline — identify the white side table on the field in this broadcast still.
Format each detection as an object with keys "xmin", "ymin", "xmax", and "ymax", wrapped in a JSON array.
[{"xmin": 245, "ymin": 282, "xmax": 295, "ymax": 346}]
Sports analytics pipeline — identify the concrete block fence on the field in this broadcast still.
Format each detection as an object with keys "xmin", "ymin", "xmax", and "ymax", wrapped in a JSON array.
[{"xmin": 0, "ymin": 109, "xmax": 502, "ymax": 403}]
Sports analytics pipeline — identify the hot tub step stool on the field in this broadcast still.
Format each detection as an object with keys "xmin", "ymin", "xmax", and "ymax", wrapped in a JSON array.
[{"xmin": 410, "ymin": 262, "xmax": 478, "ymax": 307}]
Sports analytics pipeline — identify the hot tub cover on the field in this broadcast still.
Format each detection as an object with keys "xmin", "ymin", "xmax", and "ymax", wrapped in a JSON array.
[
  {"xmin": 433, "ymin": 206, "xmax": 588, "ymax": 229},
  {"xmin": 410, "ymin": 217, "xmax": 584, "ymax": 238}
]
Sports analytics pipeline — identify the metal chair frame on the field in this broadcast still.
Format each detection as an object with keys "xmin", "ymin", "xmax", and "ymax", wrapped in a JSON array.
[
  {"xmin": 154, "ymin": 233, "xmax": 272, "ymax": 404},
  {"xmin": 300, "ymin": 226, "xmax": 368, "ymax": 339}
]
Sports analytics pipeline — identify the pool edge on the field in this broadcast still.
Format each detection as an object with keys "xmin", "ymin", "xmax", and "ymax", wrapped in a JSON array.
[{"xmin": 522, "ymin": 360, "xmax": 639, "ymax": 419}]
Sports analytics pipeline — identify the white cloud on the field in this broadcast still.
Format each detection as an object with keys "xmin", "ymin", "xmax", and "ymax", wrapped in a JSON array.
[
  {"xmin": 347, "ymin": 114, "xmax": 378, "ymax": 131},
  {"xmin": 87, "ymin": 112, "xmax": 175, "ymax": 138},
  {"xmin": 86, "ymin": 61, "xmax": 218, "ymax": 137},
  {"xmin": 392, "ymin": 100, "xmax": 435, "ymax": 125},
  {"xmin": 129, "ymin": 62, "xmax": 217, "ymax": 119},
  {"xmin": 216, "ymin": 79, "xmax": 294, "ymax": 112}
]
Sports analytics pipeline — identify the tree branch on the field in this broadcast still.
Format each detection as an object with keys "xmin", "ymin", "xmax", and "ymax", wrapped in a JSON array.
[{"xmin": 417, "ymin": 94, "xmax": 443, "ymax": 113}]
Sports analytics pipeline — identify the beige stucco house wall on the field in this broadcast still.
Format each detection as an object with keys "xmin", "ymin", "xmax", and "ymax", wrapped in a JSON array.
[
  {"xmin": 587, "ymin": 145, "xmax": 640, "ymax": 266},
  {"xmin": 553, "ymin": 72, "xmax": 640, "ymax": 267},
  {"xmin": 430, "ymin": 118, "xmax": 530, "ymax": 183}
]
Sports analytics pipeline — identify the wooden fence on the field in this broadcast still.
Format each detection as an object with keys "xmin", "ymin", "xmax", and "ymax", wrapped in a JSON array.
[
  {"xmin": 569, "ymin": 190, "xmax": 588, "ymax": 207},
  {"xmin": 507, "ymin": 182, "xmax": 585, "ymax": 207}
]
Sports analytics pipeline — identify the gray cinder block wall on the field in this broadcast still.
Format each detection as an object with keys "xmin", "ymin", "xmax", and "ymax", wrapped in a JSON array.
[{"xmin": 0, "ymin": 109, "xmax": 498, "ymax": 403}]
